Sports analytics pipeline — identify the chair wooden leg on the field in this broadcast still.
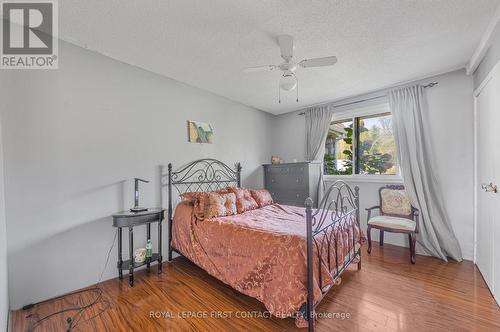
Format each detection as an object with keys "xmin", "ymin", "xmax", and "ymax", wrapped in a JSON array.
[
  {"xmin": 367, "ymin": 226, "xmax": 372, "ymax": 254},
  {"xmin": 410, "ymin": 232, "xmax": 416, "ymax": 264},
  {"xmin": 379, "ymin": 230, "xmax": 384, "ymax": 246},
  {"xmin": 408, "ymin": 233, "xmax": 413, "ymax": 262}
]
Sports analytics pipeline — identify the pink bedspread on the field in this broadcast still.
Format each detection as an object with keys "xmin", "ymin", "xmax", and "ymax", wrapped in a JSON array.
[{"xmin": 171, "ymin": 202, "xmax": 361, "ymax": 326}]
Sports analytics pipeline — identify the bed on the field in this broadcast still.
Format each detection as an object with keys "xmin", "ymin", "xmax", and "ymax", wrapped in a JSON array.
[{"xmin": 165, "ymin": 159, "xmax": 362, "ymax": 331}]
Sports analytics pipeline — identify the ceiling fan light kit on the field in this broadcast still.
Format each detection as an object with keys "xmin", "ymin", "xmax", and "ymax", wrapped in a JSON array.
[
  {"xmin": 244, "ymin": 34, "xmax": 337, "ymax": 104},
  {"xmin": 279, "ymin": 72, "xmax": 297, "ymax": 91},
  {"xmin": 278, "ymin": 72, "xmax": 299, "ymax": 103}
]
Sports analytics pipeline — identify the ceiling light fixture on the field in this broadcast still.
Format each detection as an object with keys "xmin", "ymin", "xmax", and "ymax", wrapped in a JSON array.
[
  {"xmin": 278, "ymin": 71, "xmax": 299, "ymax": 104},
  {"xmin": 279, "ymin": 72, "xmax": 297, "ymax": 91}
]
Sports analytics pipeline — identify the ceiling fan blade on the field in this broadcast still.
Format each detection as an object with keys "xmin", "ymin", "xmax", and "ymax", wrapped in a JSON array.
[
  {"xmin": 243, "ymin": 65, "xmax": 278, "ymax": 73},
  {"xmin": 299, "ymin": 56, "xmax": 338, "ymax": 68},
  {"xmin": 278, "ymin": 35, "xmax": 294, "ymax": 61}
]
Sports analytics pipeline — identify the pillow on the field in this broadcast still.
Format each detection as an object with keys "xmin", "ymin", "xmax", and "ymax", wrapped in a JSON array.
[
  {"xmin": 180, "ymin": 191, "xmax": 237, "ymax": 220},
  {"xmin": 222, "ymin": 192, "xmax": 237, "ymax": 216},
  {"xmin": 250, "ymin": 189, "xmax": 273, "ymax": 208},
  {"xmin": 180, "ymin": 191, "xmax": 206, "ymax": 201},
  {"xmin": 204, "ymin": 192, "xmax": 237, "ymax": 218},
  {"xmin": 180, "ymin": 192, "xmax": 208, "ymax": 219},
  {"xmin": 181, "ymin": 187, "xmax": 233, "ymax": 200},
  {"xmin": 228, "ymin": 187, "xmax": 258, "ymax": 213},
  {"xmin": 216, "ymin": 187, "xmax": 234, "ymax": 194},
  {"xmin": 380, "ymin": 188, "xmax": 412, "ymax": 215}
]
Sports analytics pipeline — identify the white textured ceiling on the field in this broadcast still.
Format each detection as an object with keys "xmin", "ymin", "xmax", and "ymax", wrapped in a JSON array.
[{"xmin": 60, "ymin": 0, "xmax": 499, "ymax": 114}]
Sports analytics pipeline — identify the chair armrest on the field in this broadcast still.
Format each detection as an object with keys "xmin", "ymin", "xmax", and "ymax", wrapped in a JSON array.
[
  {"xmin": 412, "ymin": 208, "xmax": 420, "ymax": 233},
  {"xmin": 365, "ymin": 206, "xmax": 380, "ymax": 223}
]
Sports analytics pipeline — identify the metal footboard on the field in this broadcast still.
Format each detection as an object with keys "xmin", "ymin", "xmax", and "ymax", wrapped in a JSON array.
[{"xmin": 304, "ymin": 181, "xmax": 361, "ymax": 332}]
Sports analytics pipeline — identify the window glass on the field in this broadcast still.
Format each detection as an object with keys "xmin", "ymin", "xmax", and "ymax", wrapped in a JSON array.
[
  {"xmin": 324, "ymin": 119, "xmax": 353, "ymax": 175},
  {"xmin": 356, "ymin": 113, "xmax": 398, "ymax": 175},
  {"xmin": 323, "ymin": 111, "xmax": 399, "ymax": 176}
]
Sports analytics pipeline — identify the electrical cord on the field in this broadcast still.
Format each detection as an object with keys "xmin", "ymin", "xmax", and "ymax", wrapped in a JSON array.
[
  {"xmin": 65, "ymin": 228, "xmax": 117, "ymax": 331},
  {"xmin": 26, "ymin": 229, "xmax": 118, "ymax": 332}
]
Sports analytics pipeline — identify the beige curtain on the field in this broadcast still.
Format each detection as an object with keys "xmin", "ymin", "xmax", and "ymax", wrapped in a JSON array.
[
  {"xmin": 389, "ymin": 85, "xmax": 462, "ymax": 262},
  {"xmin": 305, "ymin": 105, "xmax": 333, "ymax": 204}
]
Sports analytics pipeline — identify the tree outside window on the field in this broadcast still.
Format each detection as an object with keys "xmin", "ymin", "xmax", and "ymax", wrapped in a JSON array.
[
  {"xmin": 324, "ymin": 112, "xmax": 398, "ymax": 176},
  {"xmin": 324, "ymin": 120, "xmax": 353, "ymax": 175}
]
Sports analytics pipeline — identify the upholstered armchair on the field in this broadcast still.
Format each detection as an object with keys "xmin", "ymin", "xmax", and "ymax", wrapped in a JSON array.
[{"xmin": 366, "ymin": 185, "xmax": 419, "ymax": 264}]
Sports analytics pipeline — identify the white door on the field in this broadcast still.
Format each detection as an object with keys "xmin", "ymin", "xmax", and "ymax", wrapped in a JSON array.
[
  {"xmin": 475, "ymin": 61, "xmax": 500, "ymax": 304},
  {"xmin": 490, "ymin": 65, "xmax": 500, "ymax": 305},
  {"xmin": 476, "ymin": 74, "xmax": 493, "ymax": 291}
]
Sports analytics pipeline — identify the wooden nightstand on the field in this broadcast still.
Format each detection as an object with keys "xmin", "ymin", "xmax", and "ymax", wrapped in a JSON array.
[{"xmin": 112, "ymin": 208, "xmax": 165, "ymax": 286}]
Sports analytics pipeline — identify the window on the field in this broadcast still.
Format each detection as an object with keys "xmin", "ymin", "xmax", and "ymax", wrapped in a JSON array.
[
  {"xmin": 324, "ymin": 111, "xmax": 398, "ymax": 176},
  {"xmin": 324, "ymin": 119, "xmax": 353, "ymax": 175}
]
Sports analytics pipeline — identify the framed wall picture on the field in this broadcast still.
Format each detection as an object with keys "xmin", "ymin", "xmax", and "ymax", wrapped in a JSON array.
[{"xmin": 187, "ymin": 120, "xmax": 214, "ymax": 143}]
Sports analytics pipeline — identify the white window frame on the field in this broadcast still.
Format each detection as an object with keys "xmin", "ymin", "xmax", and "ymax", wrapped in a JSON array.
[{"xmin": 323, "ymin": 102, "xmax": 403, "ymax": 184}]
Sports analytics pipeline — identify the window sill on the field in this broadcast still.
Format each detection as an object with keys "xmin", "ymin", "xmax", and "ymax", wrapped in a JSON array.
[{"xmin": 323, "ymin": 175, "xmax": 404, "ymax": 184}]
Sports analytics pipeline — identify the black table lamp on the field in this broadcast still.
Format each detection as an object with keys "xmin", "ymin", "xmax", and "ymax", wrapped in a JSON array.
[{"xmin": 130, "ymin": 178, "xmax": 149, "ymax": 212}]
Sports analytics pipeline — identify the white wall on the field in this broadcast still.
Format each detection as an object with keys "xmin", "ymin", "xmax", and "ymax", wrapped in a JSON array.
[
  {"xmin": 272, "ymin": 69, "xmax": 475, "ymax": 260},
  {"xmin": 0, "ymin": 41, "xmax": 274, "ymax": 309},
  {"xmin": 473, "ymin": 21, "xmax": 500, "ymax": 89},
  {"xmin": 0, "ymin": 124, "xmax": 8, "ymax": 332},
  {"xmin": 271, "ymin": 110, "xmax": 306, "ymax": 163}
]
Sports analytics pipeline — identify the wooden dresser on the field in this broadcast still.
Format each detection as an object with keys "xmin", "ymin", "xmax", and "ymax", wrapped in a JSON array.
[{"xmin": 263, "ymin": 161, "xmax": 322, "ymax": 208}]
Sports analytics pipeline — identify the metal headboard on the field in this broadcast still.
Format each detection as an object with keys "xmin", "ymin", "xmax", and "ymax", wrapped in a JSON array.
[{"xmin": 166, "ymin": 158, "xmax": 241, "ymax": 260}]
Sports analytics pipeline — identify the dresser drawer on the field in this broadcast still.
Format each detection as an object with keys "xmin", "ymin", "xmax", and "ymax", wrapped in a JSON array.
[
  {"xmin": 266, "ymin": 174, "xmax": 306, "ymax": 190},
  {"xmin": 266, "ymin": 166, "xmax": 290, "ymax": 175},
  {"xmin": 289, "ymin": 164, "xmax": 307, "ymax": 175},
  {"xmin": 266, "ymin": 164, "xmax": 306, "ymax": 175},
  {"xmin": 269, "ymin": 188, "xmax": 309, "ymax": 205}
]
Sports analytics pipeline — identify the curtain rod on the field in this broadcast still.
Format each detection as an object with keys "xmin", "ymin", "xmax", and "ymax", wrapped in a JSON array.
[{"xmin": 297, "ymin": 82, "xmax": 438, "ymax": 115}]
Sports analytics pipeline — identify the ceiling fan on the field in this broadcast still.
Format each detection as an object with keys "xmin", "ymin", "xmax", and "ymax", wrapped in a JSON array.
[{"xmin": 243, "ymin": 34, "xmax": 338, "ymax": 103}]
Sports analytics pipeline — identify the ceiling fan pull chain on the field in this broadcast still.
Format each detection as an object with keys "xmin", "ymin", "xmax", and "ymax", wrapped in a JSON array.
[{"xmin": 278, "ymin": 82, "xmax": 281, "ymax": 103}]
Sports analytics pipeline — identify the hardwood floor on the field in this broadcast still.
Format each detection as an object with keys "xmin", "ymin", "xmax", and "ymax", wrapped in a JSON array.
[{"xmin": 11, "ymin": 242, "xmax": 500, "ymax": 332}]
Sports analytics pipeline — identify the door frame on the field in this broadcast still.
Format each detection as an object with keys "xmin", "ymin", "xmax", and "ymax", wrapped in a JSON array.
[{"xmin": 473, "ymin": 59, "xmax": 500, "ymax": 264}]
